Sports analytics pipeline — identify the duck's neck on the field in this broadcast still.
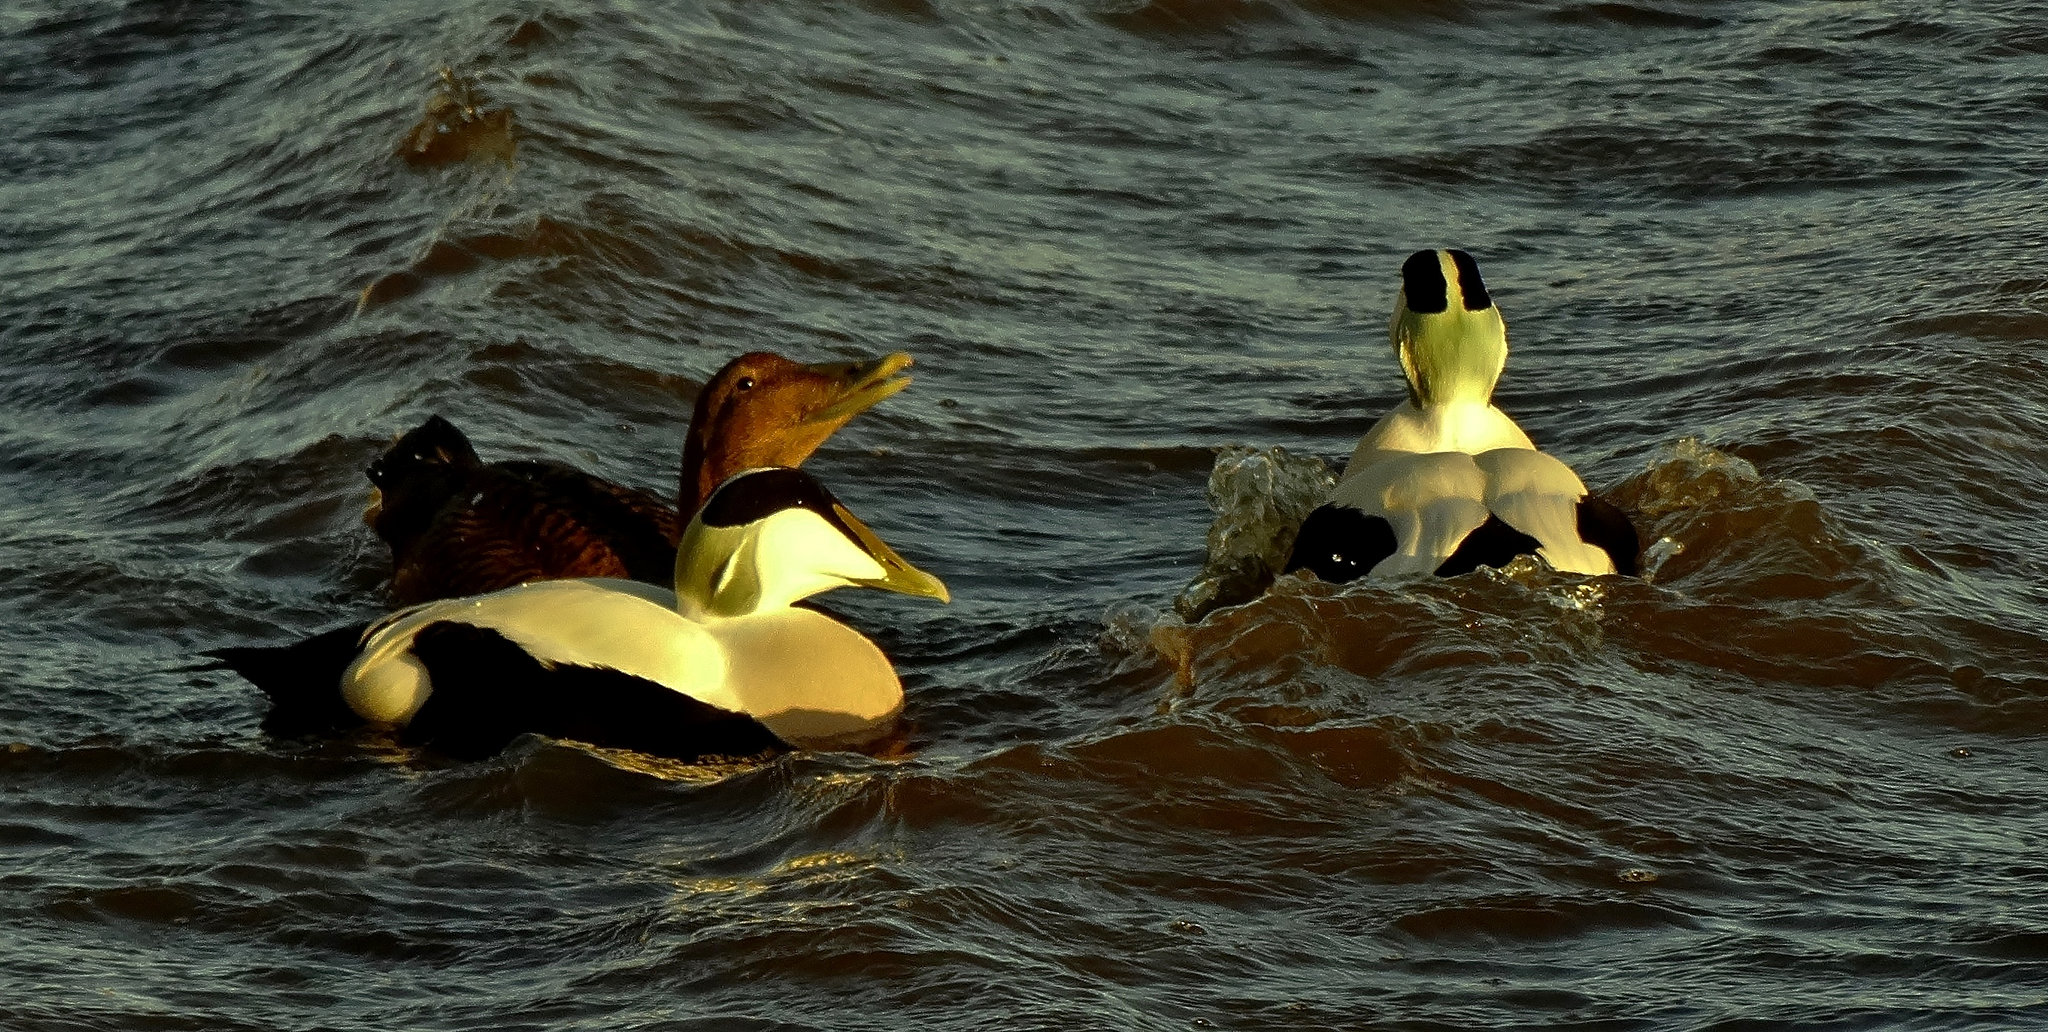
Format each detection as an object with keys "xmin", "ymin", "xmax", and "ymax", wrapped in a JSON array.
[
  {"xmin": 672, "ymin": 521, "xmax": 850, "ymax": 622},
  {"xmin": 1357, "ymin": 291, "xmax": 1532, "ymax": 463},
  {"xmin": 1395, "ymin": 309, "xmax": 1508, "ymax": 410},
  {"xmin": 672, "ymin": 527, "xmax": 757, "ymax": 622}
]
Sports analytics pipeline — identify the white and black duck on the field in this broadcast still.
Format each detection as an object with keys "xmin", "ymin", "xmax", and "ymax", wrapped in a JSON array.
[
  {"xmin": 1285, "ymin": 249, "xmax": 1639, "ymax": 583},
  {"xmin": 212, "ymin": 466, "xmax": 949, "ymax": 761}
]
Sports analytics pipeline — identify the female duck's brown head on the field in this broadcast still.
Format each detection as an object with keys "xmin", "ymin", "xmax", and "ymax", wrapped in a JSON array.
[
  {"xmin": 678, "ymin": 351, "xmax": 913, "ymax": 521},
  {"xmin": 364, "ymin": 350, "xmax": 916, "ymax": 605}
]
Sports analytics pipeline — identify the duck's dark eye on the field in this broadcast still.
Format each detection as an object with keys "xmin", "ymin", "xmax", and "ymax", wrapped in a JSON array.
[{"xmin": 736, "ymin": 376, "xmax": 755, "ymax": 391}]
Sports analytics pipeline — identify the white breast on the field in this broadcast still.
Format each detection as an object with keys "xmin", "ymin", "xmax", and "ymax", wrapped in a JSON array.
[{"xmin": 706, "ymin": 608, "xmax": 904, "ymax": 748}]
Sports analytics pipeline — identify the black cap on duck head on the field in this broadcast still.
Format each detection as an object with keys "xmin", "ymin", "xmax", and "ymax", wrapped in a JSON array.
[
  {"xmin": 678, "ymin": 351, "xmax": 914, "ymax": 522},
  {"xmin": 1398, "ymin": 248, "xmax": 1492, "ymax": 314},
  {"xmin": 696, "ymin": 466, "xmax": 847, "ymax": 532},
  {"xmin": 1445, "ymin": 249, "xmax": 1491, "ymax": 309}
]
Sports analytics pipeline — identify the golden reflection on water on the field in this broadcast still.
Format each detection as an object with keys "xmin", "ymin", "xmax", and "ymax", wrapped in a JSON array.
[{"xmin": 665, "ymin": 849, "xmax": 899, "ymax": 909}]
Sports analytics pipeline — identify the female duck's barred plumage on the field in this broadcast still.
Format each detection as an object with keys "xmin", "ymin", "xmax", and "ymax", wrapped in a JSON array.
[
  {"xmin": 367, "ymin": 350, "xmax": 914, "ymax": 605},
  {"xmin": 213, "ymin": 467, "xmax": 950, "ymax": 762},
  {"xmin": 1285, "ymin": 249, "xmax": 1640, "ymax": 583},
  {"xmin": 368, "ymin": 415, "xmax": 682, "ymax": 600}
]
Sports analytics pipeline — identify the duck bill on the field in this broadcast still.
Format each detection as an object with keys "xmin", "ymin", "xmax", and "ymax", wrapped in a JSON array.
[
  {"xmin": 831, "ymin": 500, "xmax": 950, "ymax": 603},
  {"xmin": 805, "ymin": 351, "xmax": 915, "ymax": 426}
]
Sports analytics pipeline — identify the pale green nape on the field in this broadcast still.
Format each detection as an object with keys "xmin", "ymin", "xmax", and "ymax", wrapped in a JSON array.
[
  {"xmin": 673, "ymin": 509, "xmax": 885, "ymax": 620},
  {"xmin": 1391, "ymin": 253, "xmax": 1509, "ymax": 408}
]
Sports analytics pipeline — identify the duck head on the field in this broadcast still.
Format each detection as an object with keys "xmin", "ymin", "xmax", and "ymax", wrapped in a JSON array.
[
  {"xmin": 1391, "ymin": 249, "xmax": 1508, "ymax": 409},
  {"xmin": 674, "ymin": 466, "xmax": 948, "ymax": 619},
  {"xmin": 678, "ymin": 351, "xmax": 914, "ymax": 522},
  {"xmin": 363, "ymin": 414, "xmax": 482, "ymax": 548}
]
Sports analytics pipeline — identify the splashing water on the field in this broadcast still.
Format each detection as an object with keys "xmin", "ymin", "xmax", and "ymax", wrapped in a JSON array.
[{"xmin": 1172, "ymin": 444, "xmax": 1334, "ymax": 621}]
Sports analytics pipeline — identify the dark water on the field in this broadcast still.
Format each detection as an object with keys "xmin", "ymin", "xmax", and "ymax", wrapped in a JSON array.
[{"xmin": 5, "ymin": 0, "xmax": 2048, "ymax": 1028}]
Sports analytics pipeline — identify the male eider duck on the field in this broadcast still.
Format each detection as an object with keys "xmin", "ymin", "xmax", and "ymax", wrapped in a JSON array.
[
  {"xmin": 214, "ymin": 466, "xmax": 949, "ymax": 761},
  {"xmin": 368, "ymin": 350, "xmax": 913, "ymax": 605},
  {"xmin": 1284, "ymin": 249, "xmax": 1639, "ymax": 583}
]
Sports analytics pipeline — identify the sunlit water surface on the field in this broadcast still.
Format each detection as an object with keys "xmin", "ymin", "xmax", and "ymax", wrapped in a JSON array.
[{"xmin": 3, "ymin": 1, "xmax": 2046, "ymax": 1028}]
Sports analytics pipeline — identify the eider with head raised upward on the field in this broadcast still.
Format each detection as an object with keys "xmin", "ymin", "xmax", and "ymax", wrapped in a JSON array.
[
  {"xmin": 213, "ymin": 466, "xmax": 950, "ymax": 761},
  {"xmin": 1284, "ymin": 249, "xmax": 1639, "ymax": 583},
  {"xmin": 367, "ymin": 350, "xmax": 914, "ymax": 605}
]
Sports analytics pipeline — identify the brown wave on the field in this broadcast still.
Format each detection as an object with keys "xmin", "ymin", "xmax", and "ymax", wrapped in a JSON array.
[
  {"xmin": 354, "ymin": 211, "xmax": 673, "ymax": 314},
  {"xmin": 394, "ymin": 68, "xmax": 515, "ymax": 170},
  {"xmin": 1139, "ymin": 438, "xmax": 2010, "ymax": 706}
]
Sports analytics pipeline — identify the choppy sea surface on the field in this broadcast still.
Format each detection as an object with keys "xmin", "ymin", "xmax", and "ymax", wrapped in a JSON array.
[{"xmin": 4, "ymin": 1, "xmax": 2047, "ymax": 1028}]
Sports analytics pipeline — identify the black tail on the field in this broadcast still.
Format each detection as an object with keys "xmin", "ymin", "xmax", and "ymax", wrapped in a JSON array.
[{"xmin": 204, "ymin": 621, "xmax": 373, "ymax": 737}]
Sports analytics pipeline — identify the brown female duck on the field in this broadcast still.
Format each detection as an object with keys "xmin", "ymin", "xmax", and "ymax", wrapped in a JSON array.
[{"xmin": 365, "ymin": 351, "xmax": 913, "ymax": 605}]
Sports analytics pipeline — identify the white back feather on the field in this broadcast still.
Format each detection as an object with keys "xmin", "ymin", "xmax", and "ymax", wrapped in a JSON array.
[
  {"xmin": 1330, "ymin": 451, "xmax": 1491, "ymax": 580},
  {"xmin": 342, "ymin": 579, "xmax": 729, "ymax": 725},
  {"xmin": 1471, "ymin": 449, "xmax": 1614, "ymax": 576}
]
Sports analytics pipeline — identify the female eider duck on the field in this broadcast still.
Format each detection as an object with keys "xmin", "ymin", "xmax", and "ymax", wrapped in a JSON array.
[
  {"xmin": 214, "ymin": 466, "xmax": 949, "ymax": 761},
  {"xmin": 368, "ymin": 350, "xmax": 913, "ymax": 605},
  {"xmin": 1284, "ymin": 249, "xmax": 1639, "ymax": 583}
]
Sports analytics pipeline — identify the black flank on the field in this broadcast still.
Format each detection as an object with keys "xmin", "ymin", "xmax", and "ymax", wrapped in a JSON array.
[
  {"xmin": 404, "ymin": 622, "xmax": 786, "ymax": 762},
  {"xmin": 1285, "ymin": 504, "xmax": 1396, "ymax": 584},
  {"xmin": 1576, "ymin": 495, "xmax": 1643, "ymax": 576},
  {"xmin": 1434, "ymin": 515, "xmax": 1541, "ymax": 577}
]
